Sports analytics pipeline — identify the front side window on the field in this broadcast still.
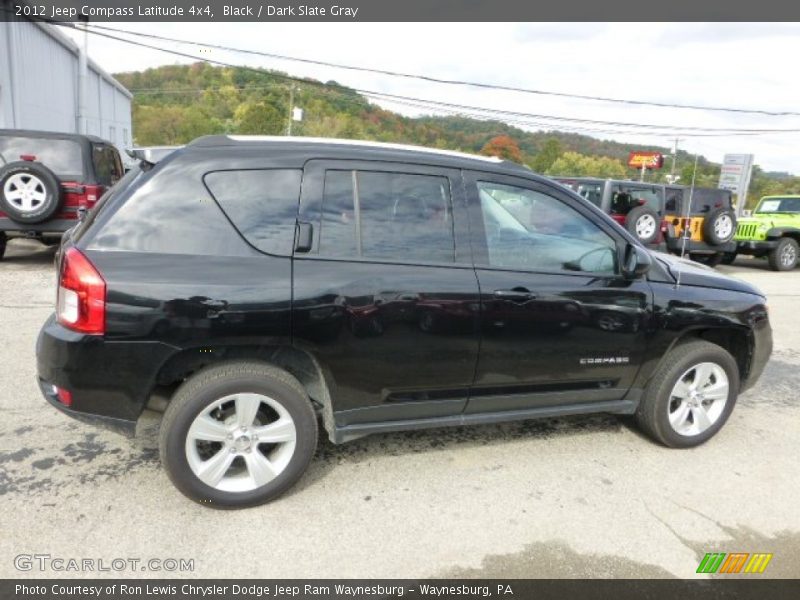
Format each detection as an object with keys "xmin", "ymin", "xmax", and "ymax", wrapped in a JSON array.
[
  {"xmin": 478, "ymin": 182, "xmax": 616, "ymax": 274},
  {"xmin": 319, "ymin": 170, "xmax": 455, "ymax": 263}
]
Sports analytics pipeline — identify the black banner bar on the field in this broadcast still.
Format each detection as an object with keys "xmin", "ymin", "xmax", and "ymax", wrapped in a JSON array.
[
  {"xmin": 3, "ymin": 580, "xmax": 799, "ymax": 600},
  {"xmin": 3, "ymin": 0, "xmax": 800, "ymax": 22}
]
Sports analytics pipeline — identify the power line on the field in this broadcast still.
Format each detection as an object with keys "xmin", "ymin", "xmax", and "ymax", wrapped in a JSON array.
[
  {"xmin": 84, "ymin": 22, "xmax": 800, "ymax": 118},
  {"xmin": 51, "ymin": 22, "xmax": 800, "ymax": 140}
]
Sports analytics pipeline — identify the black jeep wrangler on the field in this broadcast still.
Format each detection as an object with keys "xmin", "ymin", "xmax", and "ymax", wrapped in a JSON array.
[
  {"xmin": 0, "ymin": 129, "xmax": 123, "ymax": 259},
  {"xmin": 37, "ymin": 137, "xmax": 772, "ymax": 508}
]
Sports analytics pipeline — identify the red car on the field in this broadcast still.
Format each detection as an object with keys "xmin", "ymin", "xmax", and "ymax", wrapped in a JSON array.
[{"xmin": 0, "ymin": 129, "xmax": 124, "ymax": 259}]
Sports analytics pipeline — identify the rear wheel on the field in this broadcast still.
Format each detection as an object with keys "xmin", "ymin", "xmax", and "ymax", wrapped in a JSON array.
[
  {"xmin": 767, "ymin": 237, "xmax": 798, "ymax": 271},
  {"xmin": 636, "ymin": 340, "xmax": 739, "ymax": 448},
  {"xmin": 159, "ymin": 361, "xmax": 318, "ymax": 509},
  {"xmin": 720, "ymin": 252, "xmax": 738, "ymax": 265},
  {"xmin": 0, "ymin": 232, "xmax": 6, "ymax": 261}
]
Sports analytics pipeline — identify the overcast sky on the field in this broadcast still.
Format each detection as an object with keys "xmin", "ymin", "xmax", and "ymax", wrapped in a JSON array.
[{"xmin": 64, "ymin": 22, "xmax": 800, "ymax": 174}]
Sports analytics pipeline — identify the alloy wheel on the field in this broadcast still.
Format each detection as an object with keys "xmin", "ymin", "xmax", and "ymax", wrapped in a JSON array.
[
  {"xmin": 636, "ymin": 214, "xmax": 656, "ymax": 239},
  {"xmin": 714, "ymin": 215, "xmax": 734, "ymax": 241},
  {"xmin": 185, "ymin": 393, "xmax": 297, "ymax": 492},
  {"xmin": 781, "ymin": 243, "xmax": 797, "ymax": 268},
  {"xmin": 3, "ymin": 173, "xmax": 47, "ymax": 213},
  {"xmin": 667, "ymin": 362, "xmax": 729, "ymax": 437}
]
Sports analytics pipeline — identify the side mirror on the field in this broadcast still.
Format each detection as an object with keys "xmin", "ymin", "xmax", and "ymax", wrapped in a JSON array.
[{"xmin": 621, "ymin": 244, "xmax": 652, "ymax": 279}]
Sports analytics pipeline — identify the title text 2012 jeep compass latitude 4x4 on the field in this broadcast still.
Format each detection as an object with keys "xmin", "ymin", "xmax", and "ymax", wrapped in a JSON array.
[{"xmin": 36, "ymin": 137, "xmax": 772, "ymax": 508}]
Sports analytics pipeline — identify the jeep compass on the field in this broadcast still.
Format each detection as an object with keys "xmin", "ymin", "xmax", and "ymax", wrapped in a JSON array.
[{"xmin": 36, "ymin": 137, "xmax": 772, "ymax": 508}]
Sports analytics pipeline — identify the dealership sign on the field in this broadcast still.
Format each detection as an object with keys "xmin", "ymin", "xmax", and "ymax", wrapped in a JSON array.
[
  {"xmin": 628, "ymin": 151, "xmax": 664, "ymax": 169},
  {"xmin": 718, "ymin": 154, "xmax": 754, "ymax": 214}
]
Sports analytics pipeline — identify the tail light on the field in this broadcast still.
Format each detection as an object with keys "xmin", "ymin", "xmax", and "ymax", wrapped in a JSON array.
[
  {"xmin": 55, "ymin": 387, "xmax": 73, "ymax": 407},
  {"xmin": 57, "ymin": 247, "xmax": 106, "ymax": 334}
]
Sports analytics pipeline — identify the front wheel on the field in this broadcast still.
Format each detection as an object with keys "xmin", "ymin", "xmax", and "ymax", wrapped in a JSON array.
[
  {"xmin": 636, "ymin": 340, "xmax": 739, "ymax": 448},
  {"xmin": 767, "ymin": 237, "xmax": 798, "ymax": 271},
  {"xmin": 159, "ymin": 361, "xmax": 318, "ymax": 509}
]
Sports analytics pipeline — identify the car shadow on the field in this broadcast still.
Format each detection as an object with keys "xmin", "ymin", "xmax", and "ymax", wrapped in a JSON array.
[
  {"xmin": 292, "ymin": 413, "xmax": 626, "ymax": 494},
  {"xmin": 2, "ymin": 239, "xmax": 58, "ymax": 265}
]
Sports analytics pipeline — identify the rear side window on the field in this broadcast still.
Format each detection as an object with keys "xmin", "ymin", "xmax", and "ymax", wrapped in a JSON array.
[
  {"xmin": 318, "ymin": 170, "xmax": 455, "ymax": 263},
  {"xmin": 0, "ymin": 136, "xmax": 83, "ymax": 178},
  {"xmin": 92, "ymin": 144, "xmax": 123, "ymax": 186},
  {"xmin": 205, "ymin": 169, "xmax": 302, "ymax": 256}
]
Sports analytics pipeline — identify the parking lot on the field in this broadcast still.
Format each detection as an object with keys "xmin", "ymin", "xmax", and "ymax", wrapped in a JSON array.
[{"xmin": 0, "ymin": 237, "xmax": 798, "ymax": 579}]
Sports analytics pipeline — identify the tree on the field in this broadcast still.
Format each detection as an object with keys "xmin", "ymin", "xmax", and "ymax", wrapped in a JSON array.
[
  {"xmin": 479, "ymin": 135, "xmax": 523, "ymax": 163},
  {"xmin": 546, "ymin": 151, "xmax": 627, "ymax": 179},
  {"xmin": 530, "ymin": 138, "xmax": 563, "ymax": 173},
  {"xmin": 234, "ymin": 102, "xmax": 284, "ymax": 135}
]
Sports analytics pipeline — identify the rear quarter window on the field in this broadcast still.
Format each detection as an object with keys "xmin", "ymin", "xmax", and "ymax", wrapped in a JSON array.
[
  {"xmin": 204, "ymin": 169, "xmax": 302, "ymax": 256},
  {"xmin": 0, "ymin": 136, "xmax": 83, "ymax": 179}
]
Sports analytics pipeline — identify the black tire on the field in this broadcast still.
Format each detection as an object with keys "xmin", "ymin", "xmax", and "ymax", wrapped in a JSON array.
[
  {"xmin": 720, "ymin": 252, "xmax": 737, "ymax": 265},
  {"xmin": 0, "ymin": 161, "xmax": 62, "ymax": 224},
  {"xmin": 159, "ymin": 361, "xmax": 318, "ymax": 509},
  {"xmin": 767, "ymin": 237, "xmax": 798, "ymax": 271},
  {"xmin": 703, "ymin": 207, "xmax": 737, "ymax": 246},
  {"xmin": 624, "ymin": 205, "xmax": 660, "ymax": 245},
  {"xmin": 0, "ymin": 232, "xmax": 6, "ymax": 261},
  {"xmin": 690, "ymin": 252, "xmax": 723, "ymax": 268},
  {"xmin": 636, "ymin": 340, "xmax": 739, "ymax": 448}
]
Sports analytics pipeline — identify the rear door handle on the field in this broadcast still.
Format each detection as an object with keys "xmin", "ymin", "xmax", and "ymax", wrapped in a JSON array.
[{"xmin": 493, "ymin": 288, "xmax": 537, "ymax": 301}]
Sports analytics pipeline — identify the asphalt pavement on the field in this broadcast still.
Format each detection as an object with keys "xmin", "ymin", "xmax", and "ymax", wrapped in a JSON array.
[{"xmin": 0, "ymin": 238, "xmax": 798, "ymax": 579}]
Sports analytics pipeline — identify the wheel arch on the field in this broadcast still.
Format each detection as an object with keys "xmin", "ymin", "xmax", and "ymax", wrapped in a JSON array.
[
  {"xmin": 766, "ymin": 227, "xmax": 800, "ymax": 242},
  {"xmin": 152, "ymin": 344, "xmax": 337, "ymax": 439},
  {"xmin": 646, "ymin": 327, "xmax": 754, "ymax": 392}
]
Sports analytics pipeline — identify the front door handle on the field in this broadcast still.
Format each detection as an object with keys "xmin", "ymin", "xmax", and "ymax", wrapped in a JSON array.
[{"xmin": 493, "ymin": 288, "xmax": 537, "ymax": 301}]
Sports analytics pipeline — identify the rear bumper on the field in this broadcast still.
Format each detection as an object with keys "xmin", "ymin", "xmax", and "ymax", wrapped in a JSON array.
[
  {"xmin": 665, "ymin": 236, "xmax": 736, "ymax": 254},
  {"xmin": 0, "ymin": 218, "xmax": 78, "ymax": 233},
  {"xmin": 38, "ymin": 378, "xmax": 135, "ymax": 436},
  {"xmin": 36, "ymin": 314, "xmax": 176, "ymax": 433}
]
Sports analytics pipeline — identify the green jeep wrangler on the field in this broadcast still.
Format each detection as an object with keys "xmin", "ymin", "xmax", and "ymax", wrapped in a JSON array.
[{"xmin": 732, "ymin": 195, "xmax": 800, "ymax": 271}]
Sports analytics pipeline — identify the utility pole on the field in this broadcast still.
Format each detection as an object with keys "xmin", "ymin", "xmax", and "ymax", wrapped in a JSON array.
[
  {"xmin": 286, "ymin": 86, "xmax": 295, "ymax": 136},
  {"xmin": 668, "ymin": 137, "xmax": 682, "ymax": 184},
  {"xmin": 76, "ymin": 15, "xmax": 89, "ymax": 134}
]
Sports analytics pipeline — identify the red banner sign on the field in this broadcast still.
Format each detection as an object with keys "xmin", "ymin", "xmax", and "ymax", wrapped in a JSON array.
[{"xmin": 628, "ymin": 151, "xmax": 664, "ymax": 169}]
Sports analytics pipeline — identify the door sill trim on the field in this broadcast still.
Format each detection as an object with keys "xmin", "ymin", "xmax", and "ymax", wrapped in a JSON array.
[{"xmin": 332, "ymin": 399, "xmax": 637, "ymax": 443}]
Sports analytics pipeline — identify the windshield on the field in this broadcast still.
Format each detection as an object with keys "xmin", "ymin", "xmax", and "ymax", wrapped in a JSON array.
[{"xmin": 756, "ymin": 197, "xmax": 800, "ymax": 214}]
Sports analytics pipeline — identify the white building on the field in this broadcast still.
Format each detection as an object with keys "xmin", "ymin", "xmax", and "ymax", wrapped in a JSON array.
[{"xmin": 0, "ymin": 18, "xmax": 132, "ymax": 156}]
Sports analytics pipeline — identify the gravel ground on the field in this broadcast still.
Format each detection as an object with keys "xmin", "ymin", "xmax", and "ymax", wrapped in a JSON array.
[{"xmin": 0, "ymin": 238, "xmax": 798, "ymax": 579}]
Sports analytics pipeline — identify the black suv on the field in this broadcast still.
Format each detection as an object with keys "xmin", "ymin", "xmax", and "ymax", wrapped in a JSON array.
[
  {"xmin": 36, "ymin": 137, "xmax": 772, "ymax": 508},
  {"xmin": 0, "ymin": 129, "xmax": 123, "ymax": 259}
]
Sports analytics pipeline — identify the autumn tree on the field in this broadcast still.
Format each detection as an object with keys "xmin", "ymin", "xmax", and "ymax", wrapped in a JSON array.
[{"xmin": 480, "ymin": 135, "xmax": 523, "ymax": 163}]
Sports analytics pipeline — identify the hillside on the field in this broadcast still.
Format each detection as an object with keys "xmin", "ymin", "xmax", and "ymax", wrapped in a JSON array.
[{"xmin": 114, "ymin": 63, "xmax": 799, "ymax": 204}]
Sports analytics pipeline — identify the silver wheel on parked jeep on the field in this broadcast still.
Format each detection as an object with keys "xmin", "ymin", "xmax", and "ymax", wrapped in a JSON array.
[{"xmin": 768, "ymin": 237, "xmax": 798, "ymax": 271}]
